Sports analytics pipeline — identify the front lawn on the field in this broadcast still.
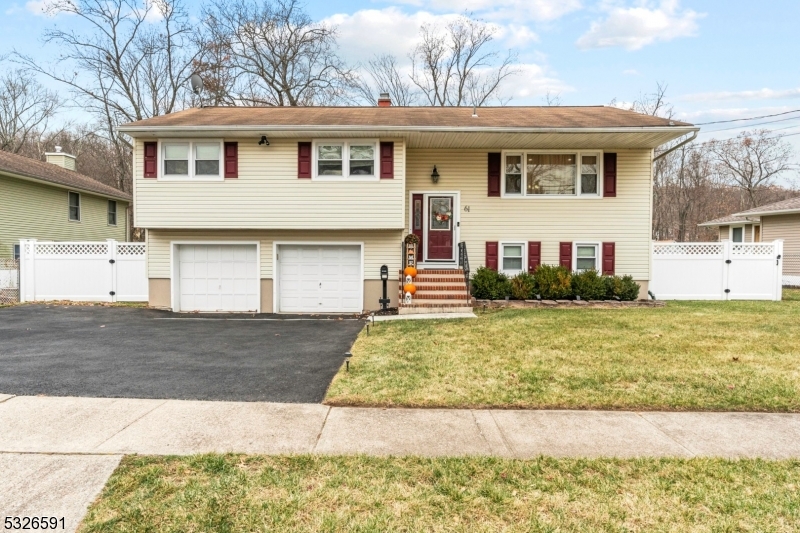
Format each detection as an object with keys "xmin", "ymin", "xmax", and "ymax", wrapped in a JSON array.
[
  {"xmin": 325, "ymin": 291, "xmax": 800, "ymax": 411},
  {"xmin": 79, "ymin": 455, "xmax": 800, "ymax": 532}
]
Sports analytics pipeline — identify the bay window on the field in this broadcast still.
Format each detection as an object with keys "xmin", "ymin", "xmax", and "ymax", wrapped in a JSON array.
[
  {"xmin": 314, "ymin": 140, "xmax": 378, "ymax": 179},
  {"xmin": 161, "ymin": 140, "xmax": 223, "ymax": 180},
  {"xmin": 502, "ymin": 151, "xmax": 603, "ymax": 197}
]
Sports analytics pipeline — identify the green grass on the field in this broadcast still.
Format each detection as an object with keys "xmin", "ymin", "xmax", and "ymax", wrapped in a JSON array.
[
  {"xmin": 79, "ymin": 454, "xmax": 800, "ymax": 533},
  {"xmin": 325, "ymin": 291, "xmax": 800, "ymax": 411}
]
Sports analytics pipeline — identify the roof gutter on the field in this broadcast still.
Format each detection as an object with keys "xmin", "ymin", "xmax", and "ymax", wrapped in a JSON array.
[
  {"xmin": 0, "ymin": 169, "xmax": 131, "ymax": 202},
  {"xmin": 733, "ymin": 208, "xmax": 800, "ymax": 218},
  {"xmin": 653, "ymin": 130, "xmax": 698, "ymax": 161}
]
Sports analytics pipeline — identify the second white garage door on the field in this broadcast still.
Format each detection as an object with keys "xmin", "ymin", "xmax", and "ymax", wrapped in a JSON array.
[
  {"xmin": 177, "ymin": 244, "xmax": 259, "ymax": 312},
  {"xmin": 278, "ymin": 245, "xmax": 362, "ymax": 313}
]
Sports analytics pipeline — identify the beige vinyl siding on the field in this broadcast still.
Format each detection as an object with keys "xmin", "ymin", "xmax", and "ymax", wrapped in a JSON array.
[
  {"xmin": 718, "ymin": 226, "xmax": 729, "ymax": 241},
  {"xmin": 762, "ymin": 214, "xmax": 800, "ymax": 255},
  {"xmin": 406, "ymin": 149, "xmax": 653, "ymax": 280},
  {"xmin": 0, "ymin": 174, "xmax": 128, "ymax": 258},
  {"xmin": 146, "ymin": 229, "xmax": 403, "ymax": 280},
  {"xmin": 133, "ymin": 139, "xmax": 405, "ymax": 230}
]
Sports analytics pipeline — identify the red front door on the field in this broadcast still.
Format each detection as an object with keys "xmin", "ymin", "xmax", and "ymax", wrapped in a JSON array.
[{"xmin": 427, "ymin": 196, "xmax": 454, "ymax": 260}]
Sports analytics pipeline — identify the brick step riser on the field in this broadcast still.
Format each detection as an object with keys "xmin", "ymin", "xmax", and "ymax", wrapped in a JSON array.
[
  {"xmin": 398, "ymin": 285, "xmax": 467, "ymax": 291},
  {"xmin": 399, "ymin": 277, "xmax": 467, "ymax": 283},
  {"xmin": 400, "ymin": 299, "xmax": 472, "ymax": 305},
  {"xmin": 399, "ymin": 269, "xmax": 463, "ymax": 275}
]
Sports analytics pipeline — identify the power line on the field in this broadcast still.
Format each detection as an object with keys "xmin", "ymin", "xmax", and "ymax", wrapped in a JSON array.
[
  {"xmin": 698, "ymin": 114, "xmax": 800, "ymax": 134},
  {"xmin": 694, "ymin": 108, "xmax": 800, "ymax": 126}
]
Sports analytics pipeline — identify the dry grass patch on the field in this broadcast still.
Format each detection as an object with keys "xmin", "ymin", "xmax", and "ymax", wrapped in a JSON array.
[
  {"xmin": 326, "ymin": 292, "xmax": 800, "ymax": 410},
  {"xmin": 79, "ymin": 455, "xmax": 800, "ymax": 533}
]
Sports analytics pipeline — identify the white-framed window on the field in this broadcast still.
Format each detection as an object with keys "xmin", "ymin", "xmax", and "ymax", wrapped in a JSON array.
[
  {"xmin": 313, "ymin": 140, "xmax": 378, "ymax": 180},
  {"xmin": 730, "ymin": 225, "xmax": 744, "ymax": 243},
  {"xmin": 108, "ymin": 200, "xmax": 117, "ymax": 226},
  {"xmin": 14, "ymin": 244, "xmax": 20, "ymax": 260},
  {"xmin": 160, "ymin": 140, "xmax": 223, "ymax": 180},
  {"xmin": 502, "ymin": 151, "xmax": 603, "ymax": 198},
  {"xmin": 574, "ymin": 242, "xmax": 599, "ymax": 272},
  {"xmin": 501, "ymin": 242, "xmax": 525, "ymax": 274},
  {"xmin": 68, "ymin": 191, "xmax": 81, "ymax": 222}
]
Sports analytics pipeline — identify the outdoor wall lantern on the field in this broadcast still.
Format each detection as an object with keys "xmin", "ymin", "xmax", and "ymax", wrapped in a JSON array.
[
  {"xmin": 258, "ymin": 135, "xmax": 270, "ymax": 146},
  {"xmin": 431, "ymin": 165, "xmax": 440, "ymax": 183}
]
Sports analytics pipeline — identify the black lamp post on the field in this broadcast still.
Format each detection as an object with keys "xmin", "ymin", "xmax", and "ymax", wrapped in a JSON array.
[
  {"xmin": 431, "ymin": 165, "xmax": 440, "ymax": 183},
  {"xmin": 379, "ymin": 265, "xmax": 390, "ymax": 311}
]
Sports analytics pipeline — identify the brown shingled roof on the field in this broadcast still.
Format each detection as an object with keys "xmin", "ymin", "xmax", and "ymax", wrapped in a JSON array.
[
  {"xmin": 0, "ymin": 150, "xmax": 131, "ymax": 201},
  {"xmin": 120, "ymin": 105, "xmax": 693, "ymax": 130},
  {"xmin": 697, "ymin": 214, "xmax": 752, "ymax": 227},
  {"xmin": 735, "ymin": 196, "xmax": 800, "ymax": 217}
]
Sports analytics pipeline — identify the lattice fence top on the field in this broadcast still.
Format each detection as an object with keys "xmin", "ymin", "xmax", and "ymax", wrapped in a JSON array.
[
  {"xmin": 653, "ymin": 243, "xmax": 724, "ymax": 256},
  {"xmin": 117, "ymin": 243, "xmax": 146, "ymax": 256},
  {"xmin": 35, "ymin": 242, "xmax": 109, "ymax": 256},
  {"xmin": 731, "ymin": 243, "xmax": 775, "ymax": 256},
  {"xmin": 0, "ymin": 258, "xmax": 18, "ymax": 269}
]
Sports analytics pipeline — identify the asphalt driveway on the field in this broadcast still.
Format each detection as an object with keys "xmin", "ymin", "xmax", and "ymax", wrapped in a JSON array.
[{"xmin": 0, "ymin": 305, "xmax": 364, "ymax": 403}]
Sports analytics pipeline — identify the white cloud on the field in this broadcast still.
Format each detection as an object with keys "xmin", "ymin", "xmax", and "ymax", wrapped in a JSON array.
[
  {"xmin": 576, "ymin": 0, "xmax": 703, "ymax": 51},
  {"xmin": 25, "ymin": 0, "xmax": 53, "ymax": 16},
  {"xmin": 681, "ymin": 87, "xmax": 800, "ymax": 102},
  {"xmin": 379, "ymin": 0, "xmax": 581, "ymax": 22},
  {"xmin": 507, "ymin": 63, "xmax": 573, "ymax": 102}
]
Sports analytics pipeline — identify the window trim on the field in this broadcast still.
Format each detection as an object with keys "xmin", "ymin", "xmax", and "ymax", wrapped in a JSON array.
[
  {"xmin": 499, "ymin": 241, "xmax": 526, "ymax": 275},
  {"xmin": 573, "ymin": 242, "xmax": 601, "ymax": 272},
  {"xmin": 107, "ymin": 200, "xmax": 118, "ymax": 226},
  {"xmin": 312, "ymin": 139, "xmax": 379, "ymax": 181},
  {"xmin": 501, "ymin": 150, "xmax": 604, "ymax": 199},
  {"xmin": 68, "ymin": 191, "xmax": 81, "ymax": 222},
  {"xmin": 13, "ymin": 244, "xmax": 20, "ymax": 260},
  {"xmin": 729, "ymin": 225, "xmax": 745, "ymax": 243},
  {"xmin": 158, "ymin": 139, "xmax": 224, "ymax": 181}
]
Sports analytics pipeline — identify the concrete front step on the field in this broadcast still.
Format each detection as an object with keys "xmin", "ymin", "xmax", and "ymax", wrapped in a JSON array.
[{"xmin": 399, "ymin": 304, "xmax": 473, "ymax": 314}]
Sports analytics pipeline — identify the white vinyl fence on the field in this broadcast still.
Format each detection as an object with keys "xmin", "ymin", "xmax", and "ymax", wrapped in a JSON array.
[
  {"xmin": 0, "ymin": 258, "xmax": 19, "ymax": 304},
  {"xmin": 651, "ymin": 240, "xmax": 784, "ymax": 301},
  {"xmin": 19, "ymin": 239, "xmax": 148, "ymax": 303}
]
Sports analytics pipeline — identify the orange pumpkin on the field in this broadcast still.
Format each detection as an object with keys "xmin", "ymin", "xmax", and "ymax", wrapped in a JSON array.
[
  {"xmin": 403, "ymin": 283, "xmax": 417, "ymax": 295},
  {"xmin": 403, "ymin": 266, "xmax": 418, "ymax": 277}
]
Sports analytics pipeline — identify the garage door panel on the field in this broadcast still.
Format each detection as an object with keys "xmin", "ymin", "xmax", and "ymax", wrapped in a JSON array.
[
  {"xmin": 178, "ymin": 244, "xmax": 259, "ymax": 312},
  {"xmin": 278, "ymin": 245, "xmax": 361, "ymax": 313}
]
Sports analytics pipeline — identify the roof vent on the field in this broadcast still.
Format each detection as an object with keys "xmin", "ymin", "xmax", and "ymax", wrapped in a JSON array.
[
  {"xmin": 377, "ymin": 92, "xmax": 392, "ymax": 107},
  {"xmin": 55, "ymin": 145, "xmax": 63, "ymax": 153},
  {"xmin": 472, "ymin": 105, "xmax": 478, "ymax": 118}
]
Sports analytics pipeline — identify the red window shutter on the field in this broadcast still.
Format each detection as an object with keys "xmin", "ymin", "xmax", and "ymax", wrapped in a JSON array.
[
  {"xmin": 528, "ymin": 242, "xmax": 541, "ymax": 273},
  {"xmin": 143, "ymin": 142, "xmax": 157, "ymax": 178},
  {"xmin": 224, "ymin": 142, "xmax": 238, "ymax": 179},
  {"xmin": 603, "ymin": 152, "xmax": 617, "ymax": 197},
  {"xmin": 487, "ymin": 152, "xmax": 501, "ymax": 197},
  {"xmin": 559, "ymin": 242, "xmax": 573, "ymax": 270},
  {"xmin": 298, "ymin": 142, "xmax": 312, "ymax": 179},
  {"xmin": 486, "ymin": 241, "xmax": 499, "ymax": 271},
  {"xmin": 602, "ymin": 242, "xmax": 616, "ymax": 275},
  {"xmin": 380, "ymin": 142, "xmax": 394, "ymax": 179}
]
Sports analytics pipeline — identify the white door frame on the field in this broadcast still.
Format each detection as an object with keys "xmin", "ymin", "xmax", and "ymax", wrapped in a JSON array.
[
  {"xmin": 170, "ymin": 241, "xmax": 261, "ymax": 313},
  {"xmin": 273, "ymin": 241, "xmax": 365, "ymax": 314},
  {"xmin": 408, "ymin": 190, "xmax": 461, "ymax": 266}
]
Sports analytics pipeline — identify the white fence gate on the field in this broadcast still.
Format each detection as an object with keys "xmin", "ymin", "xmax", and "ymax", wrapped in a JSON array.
[
  {"xmin": 19, "ymin": 239, "xmax": 148, "ymax": 303},
  {"xmin": 651, "ymin": 240, "xmax": 784, "ymax": 301}
]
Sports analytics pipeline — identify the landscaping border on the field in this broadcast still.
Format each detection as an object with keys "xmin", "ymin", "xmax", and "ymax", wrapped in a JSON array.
[{"xmin": 474, "ymin": 299, "xmax": 665, "ymax": 309}]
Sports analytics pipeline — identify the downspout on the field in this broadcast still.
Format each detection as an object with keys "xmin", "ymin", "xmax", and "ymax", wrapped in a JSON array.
[{"xmin": 653, "ymin": 130, "xmax": 698, "ymax": 161}]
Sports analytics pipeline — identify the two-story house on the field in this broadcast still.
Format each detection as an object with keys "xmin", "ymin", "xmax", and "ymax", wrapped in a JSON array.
[{"xmin": 118, "ymin": 103, "xmax": 696, "ymax": 314}]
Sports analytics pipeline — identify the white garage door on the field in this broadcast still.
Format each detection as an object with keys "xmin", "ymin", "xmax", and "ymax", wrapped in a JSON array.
[
  {"xmin": 177, "ymin": 244, "xmax": 259, "ymax": 312},
  {"xmin": 278, "ymin": 245, "xmax": 362, "ymax": 313}
]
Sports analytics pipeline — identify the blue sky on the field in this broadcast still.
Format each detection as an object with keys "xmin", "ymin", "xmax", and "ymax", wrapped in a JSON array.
[{"xmin": 2, "ymin": 0, "xmax": 800, "ymax": 155}]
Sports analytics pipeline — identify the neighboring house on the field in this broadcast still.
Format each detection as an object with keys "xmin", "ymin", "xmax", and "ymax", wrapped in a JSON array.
[
  {"xmin": 714, "ymin": 197, "xmax": 800, "ymax": 282},
  {"xmin": 698, "ymin": 215, "xmax": 761, "ymax": 243},
  {"xmin": 118, "ymin": 103, "xmax": 696, "ymax": 313},
  {"xmin": 0, "ymin": 149, "xmax": 131, "ymax": 259}
]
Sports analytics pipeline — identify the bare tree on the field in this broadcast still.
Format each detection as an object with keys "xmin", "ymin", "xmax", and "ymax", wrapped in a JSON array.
[
  {"xmin": 15, "ymin": 0, "xmax": 199, "ymax": 192},
  {"xmin": 709, "ymin": 130, "xmax": 794, "ymax": 208},
  {"xmin": 631, "ymin": 81, "xmax": 673, "ymax": 119},
  {"xmin": 191, "ymin": 40, "xmax": 237, "ymax": 106},
  {"xmin": 543, "ymin": 91, "xmax": 561, "ymax": 106},
  {"xmin": 357, "ymin": 54, "xmax": 417, "ymax": 106},
  {"xmin": 410, "ymin": 15, "xmax": 518, "ymax": 107},
  {"xmin": 0, "ymin": 69, "xmax": 61, "ymax": 154},
  {"xmin": 202, "ymin": 0, "xmax": 356, "ymax": 106}
]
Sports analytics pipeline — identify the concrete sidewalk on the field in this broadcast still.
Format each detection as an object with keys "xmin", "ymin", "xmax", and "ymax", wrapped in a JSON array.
[{"xmin": 2, "ymin": 394, "xmax": 800, "ymax": 458}]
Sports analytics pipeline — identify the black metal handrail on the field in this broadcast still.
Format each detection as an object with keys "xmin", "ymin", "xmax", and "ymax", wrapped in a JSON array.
[{"xmin": 458, "ymin": 241, "xmax": 470, "ymax": 298}]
